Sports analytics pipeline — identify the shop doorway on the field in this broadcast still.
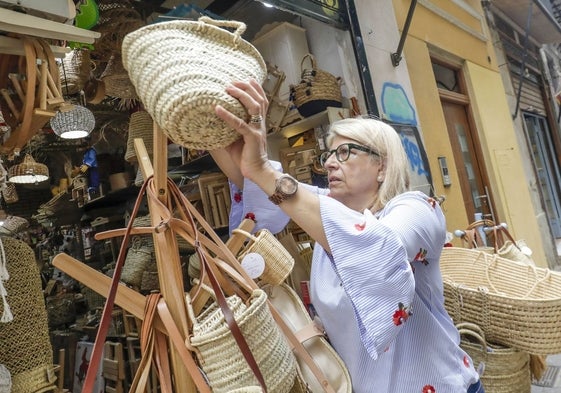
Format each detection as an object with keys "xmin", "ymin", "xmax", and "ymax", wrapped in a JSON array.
[
  {"xmin": 523, "ymin": 112, "xmax": 561, "ymax": 237},
  {"xmin": 432, "ymin": 59, "xmax": 496, "ymax": 224}
]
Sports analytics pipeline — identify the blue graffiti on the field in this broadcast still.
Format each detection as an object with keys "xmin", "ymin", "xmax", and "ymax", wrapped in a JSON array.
[
  {"xmin": 401, "ymin": 135, "xmax": 429, "ymax": 177},
  {"xmin": 381, "ymin": 82, "xmax": 417, "ymax": 126}
]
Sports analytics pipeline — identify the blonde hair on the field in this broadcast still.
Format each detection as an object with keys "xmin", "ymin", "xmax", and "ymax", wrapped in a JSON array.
[{"xmin": 325, "ymin": 117, "xmax": 410, "ymax": 211}]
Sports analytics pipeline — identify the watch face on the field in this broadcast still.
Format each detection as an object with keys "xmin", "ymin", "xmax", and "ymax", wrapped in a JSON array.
[{"xmin": 279, "ymin": 175, "xmax": 298, "ymax": 194}]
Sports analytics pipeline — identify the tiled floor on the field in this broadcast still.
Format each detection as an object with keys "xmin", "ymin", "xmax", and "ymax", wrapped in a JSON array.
[{"xmin": 531, "ymin": 354, "xmax": 561, "ymax": 392}]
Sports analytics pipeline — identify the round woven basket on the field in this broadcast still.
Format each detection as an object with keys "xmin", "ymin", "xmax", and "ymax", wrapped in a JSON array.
[
  {"xmin": 457, "ymin": 322, "xmax": 531, "ymax": 393},
  {"xmin": 441, "ymin": 247, "xmax": 561, "ymax": 354},
  {"xmin": 121, "ymin": 17, "xmax": 267, "ymax": 150},
  {"xmin": 187, "ymin": 289, "xmax": 297, "ymax": 393},
  {"xmin": 290, "ymin": 53, "xmax": 342, "ymax": 117},
  {"xmin": 233, "ymin": 228, "xmax": 294, "ymax": 286}
]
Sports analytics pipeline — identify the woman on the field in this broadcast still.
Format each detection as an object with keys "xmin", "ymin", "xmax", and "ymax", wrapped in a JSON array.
[{"xmin": 213, "ymin": 79, "xmax": 483, "ymax": 393}]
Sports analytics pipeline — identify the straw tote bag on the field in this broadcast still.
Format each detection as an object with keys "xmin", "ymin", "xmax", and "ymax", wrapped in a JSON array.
[
  {"xmin": 290, "ymin": 53, "xmax": 342, "ymax": 117},
  {"xmin": 121, "ymin": 16, "xmax": 267, "ymax": 150}
]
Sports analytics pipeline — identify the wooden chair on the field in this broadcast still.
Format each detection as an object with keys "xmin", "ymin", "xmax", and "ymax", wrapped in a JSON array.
[{"xmin": 103, "ymin": 341, "xmax": 126, "ymax": 393}]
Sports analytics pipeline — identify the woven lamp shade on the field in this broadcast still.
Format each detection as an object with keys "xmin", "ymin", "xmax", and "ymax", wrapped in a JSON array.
[
  {"xmin": 8, "ymin": 155, "xmax": 49, "ymax": 184},
  {"xmin": 50, "ymin": 104, "xmax": 95, "ymax": 139}
]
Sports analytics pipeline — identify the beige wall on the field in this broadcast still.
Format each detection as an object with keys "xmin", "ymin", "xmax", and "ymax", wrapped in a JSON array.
[{"xmin": 391, "ymin": 0, "xmax": 549, "ymax": 265}]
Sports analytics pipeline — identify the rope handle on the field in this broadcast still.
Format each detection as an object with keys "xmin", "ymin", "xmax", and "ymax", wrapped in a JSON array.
[
  {"xmin": 300, "ymin": 53, "xmax": 317, "ymax": 73},
  {"xmin": 198, "ymin": 16, "xmax": 246, "ymax": 40},
  {"xmin": 481, "ymin": 251, "xmax": 551, "ymax": 298},
  {"xmin": 457, "ymin": 328, "xmax": 488, "ymax": 356}
]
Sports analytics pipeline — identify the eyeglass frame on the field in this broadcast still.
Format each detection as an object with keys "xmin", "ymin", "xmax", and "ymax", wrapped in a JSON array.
[{"xmin": 319, "ymin": 142, "xmax": 381, "ymax": 166}]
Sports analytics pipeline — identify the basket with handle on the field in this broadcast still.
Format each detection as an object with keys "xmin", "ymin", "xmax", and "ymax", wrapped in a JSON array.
[
  {"xmin": 290, "ymin": 53, "xmax": 342, "ymax": 117},
  {"xmin": 441, "ymin": 247, "xmax": 561, "ymax": 354},
  {"xmin": 121, "ymin": 16, "xmax": 267, "ymax": 150},
  {"xmin": 232, "ymin": 228, "xmax": 295, "ymax": 286},
  {"xmin": 457, "ymin": 322, "xmax": 531, "ymax": 393}
]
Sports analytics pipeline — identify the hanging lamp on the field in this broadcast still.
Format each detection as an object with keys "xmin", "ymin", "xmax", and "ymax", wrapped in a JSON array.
[
  {"xmin": 8, "ymin": 154, "xmax": 49, "ymax": 184},
  {"xmin": 50, "ymin": 102, "xmax": 95, "ymax": 139}
]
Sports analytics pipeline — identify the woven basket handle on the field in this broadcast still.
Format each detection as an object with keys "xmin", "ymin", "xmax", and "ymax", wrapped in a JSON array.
[
  {"xmin": 232, "ymin": 228, "xmax": 258, "ymax": 244},
  {"xmin": 300, "ymin": 53, "xmax": 317, "ymax": 72},
  {"xmin": 198, "ymin": 16, "xmax": 247, "ymax": 40},
  {"xmin": 457, "ymin": 328, "xmax": 488, "ymax": 356}
]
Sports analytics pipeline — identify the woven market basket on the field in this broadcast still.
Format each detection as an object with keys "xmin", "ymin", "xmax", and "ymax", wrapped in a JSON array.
[
  {"xmin": 457, "ymin": 322, "xmax": 531, "ymax": 393},
  {"xmin": 440, "ymin": 247, "xmax": 561, "ymax": 354},
  {"xmin": 60, "ymin": 48, "xmax": 93, "ymax": 95},
  {"xmin": 0, "ymin": 237, "xmax": 56, "ymax": 393},
  {"xmin": 290, "ymin": 53, "xmax": 342, "ymax": 118},
  {"xmin": 232, "ymin": 228, "xmax": 294, "ymax": 286},
  {"xmin": 125, "ymin": 110, "xmax": 153, "ymax": 162},
  {"xmin": 121, "ymin": 16, "xmax": 267, "ymax": 150},
  {"xmin": 187, "ymin": 288, "xmax": 297, "ymax": 393}
]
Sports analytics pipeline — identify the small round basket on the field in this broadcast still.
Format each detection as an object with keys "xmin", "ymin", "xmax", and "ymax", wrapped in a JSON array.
[
  {"xmin": 232, "ymin": 228, "xmax": 294, "ymax": 286},
  {"xmin": 121, "ymin": 16, "xmax": 267, "ymax": 150}
]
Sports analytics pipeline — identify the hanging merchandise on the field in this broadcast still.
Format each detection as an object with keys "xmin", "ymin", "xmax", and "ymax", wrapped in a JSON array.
[
  {"xmin": 121, "ymin": 16, "xmax": 267, "ymax": 150},
  {"xmin": 0, "ymin": 237, "xmax": 57, "ymax": 393},
  {"xmin": 290, "ymin": 53, "xmax": 342, "ymax": 117}
]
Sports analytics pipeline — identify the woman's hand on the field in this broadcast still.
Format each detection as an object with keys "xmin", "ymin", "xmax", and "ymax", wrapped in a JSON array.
[{"xmin": 214, "ymin": 79, "xmax": 273, "ymax": 181}]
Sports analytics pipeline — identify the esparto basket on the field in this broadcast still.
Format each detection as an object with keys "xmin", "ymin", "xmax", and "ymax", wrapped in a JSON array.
[
  {"xmin": 232, "ymin": 228, "xmax": 294, "ymax": 286},
  {"xmin": 187, "ymin": 288, "xmax": 297, "ymax": 393},
  {"xmin": 290, "ymin": 53, "xmax": 342, "ymax": 118},
  {"xmin": 121, "ymin": 16, "xmax": 267, "ymax": 150},
  {"xmin": 440, "ymin": 247, "xmax": 561, "ymax": 354},
  {"xmin": 457, "ymin": 322, "xmax": 531, "ymax": 393}
]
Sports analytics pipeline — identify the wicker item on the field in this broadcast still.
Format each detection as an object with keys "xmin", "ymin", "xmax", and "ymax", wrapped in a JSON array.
[
  {"xmin": 187, "ymin": 288, "xmax": 297, "ymax": 393},
  {"xmin": 290, "ymin": 53, "xmax": 342, "ymax": 117},
  {"xmin": 60, "ymin": 49, "xmax": 93, "ymax": 95},
  {"xmin": 441, "ymin": 247, "xmax": 561, "ymax": 354},
  {"xmin": 101, "ymin": 54, "xmax": 138, "ymax": 100},
  {"xmin": 1, "ymin": 183, "xmax": 17, "ymax": 204},
  {"xmin": 233, "ymin": 228, "xmax": 295, "ymax": 286},
  {"xmin": 121, "ymin": 215, "xmax": 155, "ymax": 288},
  {"xmin": 0, "ymin": 215, "xmax": 28, "ymax": 235},
  {"xmin": 0, "ymin": 237, "xmax": 56, "ymax": 393},
  {"xmin": 121, "ymin": 17, "xmax": 267, "ymax": 150},
  {"xmin": 8, "ymin": 154, "xmax": 49, "ymax": 184},
  {"xmin": 457, "ymin": 322, "xmax": 531, "ymax": 393},
  {"xmin": 125, "ymin": 110, "xmax": 153, "ymax": 162}
]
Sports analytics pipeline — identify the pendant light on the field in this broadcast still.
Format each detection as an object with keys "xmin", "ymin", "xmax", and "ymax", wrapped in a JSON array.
[
  {"xmin": 50, "ymin": 101, "xmax": 96, "ymax": 139},
  {"xmin": 8, "ymin": 154, "xmax": 49, "ymax": 184}
]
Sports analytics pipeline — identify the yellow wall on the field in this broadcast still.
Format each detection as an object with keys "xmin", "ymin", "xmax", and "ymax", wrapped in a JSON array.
[{"xmin": 395, "ymin": 0, "xmax": 548, "ymax": 265}]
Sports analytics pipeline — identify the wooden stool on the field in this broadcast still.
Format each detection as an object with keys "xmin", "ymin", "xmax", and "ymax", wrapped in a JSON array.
[{"xmin": 103, "ymin": 341, "xmax": 126, "ymax": 393}]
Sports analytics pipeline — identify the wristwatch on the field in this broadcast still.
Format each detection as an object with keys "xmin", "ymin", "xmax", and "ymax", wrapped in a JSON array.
[{"xmin": 268, "ymin": 174, "xmax": 299, "ymax": 205}]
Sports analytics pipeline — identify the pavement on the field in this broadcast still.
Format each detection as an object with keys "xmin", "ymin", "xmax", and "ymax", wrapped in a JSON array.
[{"xmin": 532, "ymin": 354, "xmax": 561, "ymax": 392}]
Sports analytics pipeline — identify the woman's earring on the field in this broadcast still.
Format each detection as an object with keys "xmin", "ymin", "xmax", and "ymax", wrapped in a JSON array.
[{"xmin": 377, "ymin": 175, "xmax": 384, "ymax": 182}]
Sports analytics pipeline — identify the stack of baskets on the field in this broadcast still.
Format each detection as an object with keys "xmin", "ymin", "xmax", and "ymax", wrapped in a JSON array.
[{"xmin": 440, "ymin": 247, "xmax": 561, "ymax": 391}]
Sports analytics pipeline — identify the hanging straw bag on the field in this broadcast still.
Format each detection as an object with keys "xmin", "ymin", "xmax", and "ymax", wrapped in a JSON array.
[
  {"xmin": 441, "ymin": 247, "xmax": 561, "ymax": 354},
  {"xmin": 457, "ymin": 322, "xmax": 531, "ymax": 393},
  {"xmin": 121, "ymin": 216, "xmax": 155, "ymax": 288},
  {"xmin": 121, "ymin": 16, "xmax": 267, "ymax": 150},
  {"xmin": 232, "ymin": 228, "xmax": 295, "ymax": 286},
  {"xmin": 290, "ymin": 53, "xmax": 342, "ymax": 118}
]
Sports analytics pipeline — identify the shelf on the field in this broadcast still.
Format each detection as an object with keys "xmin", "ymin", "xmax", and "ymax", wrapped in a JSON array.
[
  {"xmin": 279, "ymin": 107, "xmax": 351, "ymax": 139},
  {"xmin": 0, "ymin": 8, "xmax": 100, "ymax": 44}
]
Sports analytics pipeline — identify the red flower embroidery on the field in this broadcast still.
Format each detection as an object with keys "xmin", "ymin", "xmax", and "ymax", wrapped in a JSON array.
[
  {"xmin": 427, "ymin": 197, "xmax": 437, "ymax": 208},
  {"xmin": 463, "ymin": 355, "xmax": 470, "ymax": 367},
  {"xmin": 354, "ymin": 222, "xmax": 366, "ymax": 231},
  {"xmin": 392, "ymin": 302, "xmax": 412, "ymax": 326},
  {"xmin": 413, "ymin": 248, "xmax": 429, "ymax": 266},
  {"xmin": 244, "ymin": 212, "xmax": 256, "ymax": 222},
  {"xmin": 233, "ymin": 192, "xmax": 242, "ymax": 203},
  {"xmin": 422, "ymin": 385, "xmax": 436, "ymax": 393}
]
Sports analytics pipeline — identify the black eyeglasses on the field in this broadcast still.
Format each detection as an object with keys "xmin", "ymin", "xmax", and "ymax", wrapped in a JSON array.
[{"xmin": 319, "ymin": 143, "xmax": 380, "ymax": 166}]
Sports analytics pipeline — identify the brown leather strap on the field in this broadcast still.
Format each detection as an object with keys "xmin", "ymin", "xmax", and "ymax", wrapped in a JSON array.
[
  {"xmin": 146, "ymin": 179, "xmax": 268, "ymax": 392},
  {"xmin": 82, "ymin": 177, "xmax": 153, "ymax": 392}
]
